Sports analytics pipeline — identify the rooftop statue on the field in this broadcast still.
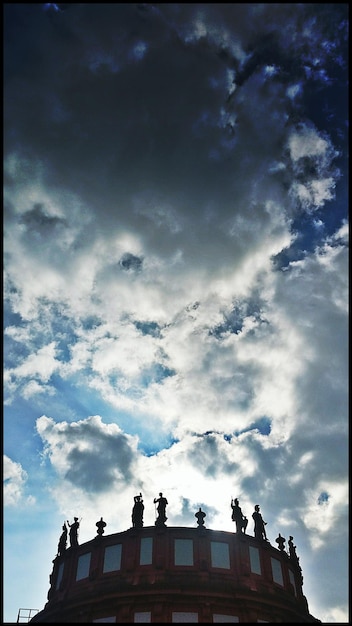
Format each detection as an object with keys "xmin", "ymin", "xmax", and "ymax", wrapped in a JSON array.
[
  {"xmin": 154, "ymin": 492, "xmax": 168, "ymax": 527},
  {"xmin": 231, "ymin": 498, "xmax": 248, "ymax": 533},
  {"xmin": 67, "ymin": 517, "xmax": 80, "ymax": 548},
  {"xmin": 288, "ymin": 536, "xmax": 299, "ymax": 563},
  {"xmin": 132, "ymin": 493, "xmax": 144, "ymax": 528},
  {"xmin": 57, "ymin": 522, "xmax": 67, "ymax": 557},
  {"xmin": 288, "ymin": 535, "xmax": 303, "ymax": 584},
  {"xmin": 252, "ymin": 504, "xmax": 268, "ymax": 541}
]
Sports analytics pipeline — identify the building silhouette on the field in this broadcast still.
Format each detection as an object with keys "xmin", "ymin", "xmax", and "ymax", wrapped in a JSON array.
[{"xmin": 28, "ymin": 504, "xmax": 321, "ymax": 623}]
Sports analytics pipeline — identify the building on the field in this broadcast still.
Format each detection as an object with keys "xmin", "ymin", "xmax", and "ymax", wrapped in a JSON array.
[{"xmin": 29, "ymin": 511, "xmax": 321, "ymax": 623}]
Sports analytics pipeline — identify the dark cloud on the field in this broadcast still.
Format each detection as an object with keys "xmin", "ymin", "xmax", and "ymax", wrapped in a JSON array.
[
  {"xmin": 187, "ymin": 433, "xmax": 239, "ymax": 478},
  {"xmin": 65, "ymin": 433, "xmax": 133, "ymax": 492},
  {"xmin": 19, "ymin": 203, "xmax": 67, "ymax": 235},
  {"xmin": 172, "ymin": 496, "xmax": 218, "ymax": 526},
  {"xmin": 4, "ymin": 3, "xmax": 346, "ymax": 270},
  {"xmin": 37, "ymin": 415, "xmax": 137, "ymax": 493}
]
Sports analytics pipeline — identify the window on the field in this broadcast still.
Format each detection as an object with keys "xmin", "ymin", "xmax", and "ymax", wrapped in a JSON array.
[
  {"xmin": 172, "ymin": 612, "xmax": 198, "ymax": 622},
  {"xmin": 103, "ymin": 544, "xmax": 122, "ymax": 573},
  {"xmin": 134, "ymin": 612, "xmax": 151, "ymax": 623},
  {"xmin": 76, "ymin": 552, "xmax": 91, "ymax": 581},
  {"xmin": 55, "ymin": 561, "xmax": 64, "ymax": 590},
  {"xmin": 271, "ymin": 557, "xmax": 283, "ymax": 585},
  {"xmin": 249, "ymin": 545, "xmax": 261, "ymax": 575},
  {"xmin": 174, "ymin": 539, "xmax": 194, "ymax": 566},
  {"xmin": 289, "ymin": 569, "xmax": 297, "ymax": 595},
  {"xmin": 92, "ymin": 618, "xmax": 116, "ymax": 623},
  {"xmin": 140, "ymin": 537, "xmax": 153, "ymax": 565},
  {"xmin": 210, "ymin": 542, "xmax": 230, "ymax": 569},
  {"xmin": 213, "ymin": 615, "xmax": 239, "ymax": 622}
]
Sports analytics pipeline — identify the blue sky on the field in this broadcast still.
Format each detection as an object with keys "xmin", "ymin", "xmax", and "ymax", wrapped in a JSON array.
[{"xmin": 4, "ymin": 3, "xmax": 348, "ymax": 623}]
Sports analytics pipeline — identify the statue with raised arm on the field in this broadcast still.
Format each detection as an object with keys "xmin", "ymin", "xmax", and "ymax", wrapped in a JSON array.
[
  {"xmin": 67, "ymin": 517, "xmax": 80, "ymax": 547},
  {"xmin": 132, "ymin": 493, "xmax": 144, "ymax": 528},
  {"xmin": 231, "ymin": 498, "xmax": 248, "ymax": 533}
]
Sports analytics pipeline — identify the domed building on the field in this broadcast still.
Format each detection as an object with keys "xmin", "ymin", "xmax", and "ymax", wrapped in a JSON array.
[{"xmin": 29, "ymin": 499, "xmax": 320, "ymax": 623}]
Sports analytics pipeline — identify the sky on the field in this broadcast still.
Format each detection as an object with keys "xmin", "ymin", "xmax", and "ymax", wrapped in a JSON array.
[{"xmin": 3, "ymin": 3, "xmax": 349, "ymax": 623}]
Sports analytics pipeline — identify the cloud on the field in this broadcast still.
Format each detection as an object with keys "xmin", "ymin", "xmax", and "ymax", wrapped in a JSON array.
[
  {"xmin": 288, "ymin": 126, "xmax": 331, "ymax": 162},
  {"xmin": 4, "ymin": 455, "xmax": 35, "ymax": 507},
  {"xmin": 8, "ymin": 341, "xmax": 59, "ymax": 382},
  {"xmin": 36, "ymin": 415, "xmax": 139, "ymax": 492},
  {"xmin": 3, "ymin": 4, "xmax": 348, "ymax": 623},
  {"xmin": 302, "ymin": 479, "xmax": 348, "ymax": 549}
]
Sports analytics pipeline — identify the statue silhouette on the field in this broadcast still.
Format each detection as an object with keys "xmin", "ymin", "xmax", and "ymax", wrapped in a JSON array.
[
  {"xmin": 231, "ymin": 498, "xmax": 248, "ymax": 533},
  {"xmin": 57, "ymin": 523, "xmax": 67, "ymax": 556},
  {"xmin": 132, "ymin": 493, "xmax": 144, "ymax": 528},
  {"xmin": 288, "ymin": 536, "xmax": 299, "ymax": 562},
  {"xmin": 154, "ymin": 492, "xmax": 168, "ymax": 527},
  {"xmin": 67, "ymin": 517, "xmax": 80, "ymax": 547},
  {"xmin": 252, "ymin": 505, "xmax": 268, "ymax": 540}
]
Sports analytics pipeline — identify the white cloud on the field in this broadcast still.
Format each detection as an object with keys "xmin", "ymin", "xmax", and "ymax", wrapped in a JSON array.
[
  {"xmin": 290, "ymin": 177, "xmax": 336, "ymax": 211},
  {"xmin": 302, "ymin": 480, "xmax": 348, "ymax": 548},
  {"xmin": 288, "ymin": 127, "xmax": 330, "ymax": 162},
  {"xmin": 22, "ymin": 380, "xmax": 56, "ymax": 399},
  {"xmin": 4, "ymin": 455, "xmax": 35, "ymax": 507},
  {"xmin": 7, "ymin": 342, "xmax": 59, "ymax": 383}
]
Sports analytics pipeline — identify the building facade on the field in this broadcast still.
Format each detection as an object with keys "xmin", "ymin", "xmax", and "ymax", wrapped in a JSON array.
[{"xmin": 30, "ymin": 524, "xmax": 320, "ymax": 623}]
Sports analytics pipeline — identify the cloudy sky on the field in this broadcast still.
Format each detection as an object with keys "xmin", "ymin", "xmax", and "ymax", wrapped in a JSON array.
[{"xmin": 3, "ymin": 3, "xmax": 348, "ymax": 623}]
